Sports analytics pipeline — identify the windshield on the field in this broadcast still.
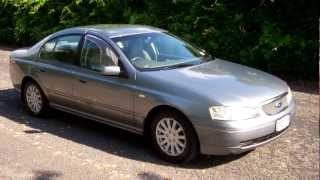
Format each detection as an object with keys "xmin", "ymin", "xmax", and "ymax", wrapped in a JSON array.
[{"xmin": 111, "ymin": 32, "xmax": 211, "ymax": 70}]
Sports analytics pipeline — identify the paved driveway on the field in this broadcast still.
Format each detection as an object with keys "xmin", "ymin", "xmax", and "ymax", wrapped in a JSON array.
[{"xmin": 0, "ymin": 47, "xmax": 319, "ymax": 179}]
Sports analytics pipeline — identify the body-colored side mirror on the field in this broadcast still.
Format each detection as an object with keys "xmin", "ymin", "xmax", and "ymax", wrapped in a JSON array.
[{"xmin": 101, "ymin": 66, "xmax": 121, "ymax": 76}]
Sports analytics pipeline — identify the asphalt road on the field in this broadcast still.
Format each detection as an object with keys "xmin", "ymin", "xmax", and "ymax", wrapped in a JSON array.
[{"xmin": 0, "ymin": 47, "xmax": 319, "ymax": 180}]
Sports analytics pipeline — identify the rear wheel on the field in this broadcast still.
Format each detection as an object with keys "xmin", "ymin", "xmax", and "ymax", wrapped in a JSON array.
[
  {"xmin": 23, "ymin": 81, "xmax": 48, "ymax": 116},
  {"xmin": 150, "ymin": 111, "xmax": 199, "ymax": 163}
]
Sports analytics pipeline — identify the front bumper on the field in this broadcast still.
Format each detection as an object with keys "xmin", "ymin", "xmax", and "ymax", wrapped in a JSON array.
[{"xmin": 195, "ymin": 100, "xmax": 295, "ymax": 155}]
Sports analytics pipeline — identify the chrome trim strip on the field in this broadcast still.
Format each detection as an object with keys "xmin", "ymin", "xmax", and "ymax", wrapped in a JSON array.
[
  {"xmin": 262, "ymin": 92, "xmax": 288, "ymax": 115},
  {"xmin": 261, "ymin": 92, "xmax": 288, "ymax": 106}
]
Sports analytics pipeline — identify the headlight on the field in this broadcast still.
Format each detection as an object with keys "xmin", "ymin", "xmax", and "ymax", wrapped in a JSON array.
[
  {"xmin": 209, "ymin": 106, "xmax": 259, "ymax": 121},
  {"xmin": 287, "ymin": 87, "xmax": 293, "ymax": 104}
]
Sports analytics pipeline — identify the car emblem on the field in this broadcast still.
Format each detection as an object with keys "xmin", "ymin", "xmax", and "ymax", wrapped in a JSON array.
[{"xmin": 274, "ymin": 101, "xmax": 282, "ymax": 108}]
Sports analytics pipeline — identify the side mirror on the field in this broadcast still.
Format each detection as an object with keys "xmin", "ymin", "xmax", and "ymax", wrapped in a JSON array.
[{"xmin": 101, "ymin": 66, "xmax": 121, "ymax": 76}]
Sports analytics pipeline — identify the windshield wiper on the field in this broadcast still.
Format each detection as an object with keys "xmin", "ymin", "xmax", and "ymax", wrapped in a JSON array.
[{"xmin": 161, "ymin": 62, "xmax": 197, "ymax": 70}]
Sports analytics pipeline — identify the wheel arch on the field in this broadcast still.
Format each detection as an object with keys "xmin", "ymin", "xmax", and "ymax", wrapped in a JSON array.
[
  {"xmin": 143, "ymin": 105, "xmax": 200, "ymax": 146},
  {"xmin": 20, "ymin": 76, "xmax": 47, "ymax": 101}
]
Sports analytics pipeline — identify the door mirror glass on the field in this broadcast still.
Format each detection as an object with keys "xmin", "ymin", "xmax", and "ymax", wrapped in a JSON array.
[{"xmin": 101, "ymin": 66, "xmax": 121, "ymax": 76}]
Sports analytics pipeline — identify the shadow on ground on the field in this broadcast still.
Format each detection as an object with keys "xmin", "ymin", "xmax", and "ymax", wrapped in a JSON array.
[
  {"xmin": 33, "ymin": 170, "xmax": 62, "ymax": 180},
  {"xmin": 0, "ymin": 88, "xmax": 248, "ymax": 169}
]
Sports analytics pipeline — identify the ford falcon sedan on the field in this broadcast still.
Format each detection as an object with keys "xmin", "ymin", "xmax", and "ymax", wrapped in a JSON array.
[{"xmin": 9, "ymin": 24, "xmax": 295, "ymax": 163}]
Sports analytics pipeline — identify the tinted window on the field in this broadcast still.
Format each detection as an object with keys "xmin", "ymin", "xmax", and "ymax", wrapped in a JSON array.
[
  {"xmin": 39, "ymin": 35, "xmax": 82, "ymax": 64},
  {"xmin": 39, "ymin": 39, "xmax": 56, "ymax": 60},
  {"xmin": 53, "ymin": 35, "xmax": 82, "ymax": 64},
  {"xmin": 81, "ymin": 38, "xmax": 118, "ymax": 72}
]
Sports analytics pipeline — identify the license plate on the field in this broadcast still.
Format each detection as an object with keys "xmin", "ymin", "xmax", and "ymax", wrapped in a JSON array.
[{"xmin": 276, "ymin": 115, "xmax": 290, "ymax": 132}]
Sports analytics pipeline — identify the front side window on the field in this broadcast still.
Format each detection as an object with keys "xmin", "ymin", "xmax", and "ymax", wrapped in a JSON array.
[
  {"xmin": 81, "ymin": 37, "xmax": 118, "ymax": 72},
  {"xmin": 39, "ymin": 35, "xmax": 82, "ymax": 64},
  {"xmin": 111, "ymin": 32, "xmax": 211, "ymax": 70}
]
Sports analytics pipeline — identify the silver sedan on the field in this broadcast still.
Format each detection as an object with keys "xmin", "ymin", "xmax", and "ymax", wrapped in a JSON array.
[{"xmin": 9, "ymin": 24, "xmax": 295, "ymax": 163}]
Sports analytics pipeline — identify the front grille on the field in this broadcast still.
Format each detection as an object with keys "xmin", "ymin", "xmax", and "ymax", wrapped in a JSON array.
[{"xmin": 262, "ymin": 93, "xmax": 288, "ymax": 115}]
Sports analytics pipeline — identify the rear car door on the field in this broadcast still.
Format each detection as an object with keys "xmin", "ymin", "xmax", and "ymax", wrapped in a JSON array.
[
  {"xmin": 36, "ymin": 35, "xmax": 82, "ymax": 107},
  {"xmin": 72, "ymin": 35, "xmax": 135, "ymax": 128}
]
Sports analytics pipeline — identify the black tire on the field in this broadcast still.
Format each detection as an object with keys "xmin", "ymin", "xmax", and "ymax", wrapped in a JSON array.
[
  {"xmin": 150, "ymin": 111, "xmax": 199, "ymax": 163},
  {"xmin": 22, "ymin": 81, "xmax": 49, "ymax": 116}
]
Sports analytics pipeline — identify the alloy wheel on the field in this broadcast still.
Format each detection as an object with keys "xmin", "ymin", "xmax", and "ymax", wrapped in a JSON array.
[
  {"xmin": 155, "ymin": 117, "xmax": 187, "ymax": 156},
  {"xmin": 25, "ymin": 84, "xmax": 43, "ymax": 113}
]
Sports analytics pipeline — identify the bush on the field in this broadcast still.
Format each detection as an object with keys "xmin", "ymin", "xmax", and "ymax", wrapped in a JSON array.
[
  {"xmin": 0, "ymin": 0, "xmax": 15, "ymax": 43},
  {"xmin": 0, "ymin": 0, "xmax": 318, "ymax": 80}
]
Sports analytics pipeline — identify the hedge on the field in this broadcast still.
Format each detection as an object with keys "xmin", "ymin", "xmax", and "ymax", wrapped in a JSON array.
[{"xmin": 0, "ymin": 0, "xmax": 318, "ymax": 80}]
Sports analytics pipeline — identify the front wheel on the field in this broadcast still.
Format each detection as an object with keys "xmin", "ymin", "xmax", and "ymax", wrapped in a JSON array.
[
  {"xmin": 150, "ymin": 111, "xmax": 199, "ymax": 163},
  {"xmin": 23, "ymin": 81, "xmax": 48, "ymax": 116}
]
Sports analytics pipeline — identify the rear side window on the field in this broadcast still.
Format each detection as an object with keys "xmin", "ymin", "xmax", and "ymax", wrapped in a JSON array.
[
  {"xmin": 54, "ymin": 35, "xmax": 82, "ymax": 64},
  {"xmin": 40, "ymin": 35, "xmax": 82, "ymax": 64},
  {"xmin": 39, "ymin": 39, "xmax": 56, "ymax": 60}
]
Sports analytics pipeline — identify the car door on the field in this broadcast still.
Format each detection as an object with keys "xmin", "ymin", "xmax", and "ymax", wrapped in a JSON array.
[
  {"xmin": 72, "ymin": 35, "xmax": 135, "ymax": 128},
  {"xmin": 36, "ymin": 34, "xmax": 82, "ymax": 107}
]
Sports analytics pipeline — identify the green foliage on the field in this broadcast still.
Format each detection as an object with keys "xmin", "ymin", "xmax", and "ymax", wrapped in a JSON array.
[
  {"xmin": 0, "ymin": 0, "xmax": 15, "ymax": 43},
  {"xmin": 0, "ymin": 0, "xmax": 318, "ymax": 80}
]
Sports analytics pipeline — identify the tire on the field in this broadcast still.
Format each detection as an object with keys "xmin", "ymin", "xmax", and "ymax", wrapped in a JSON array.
[
  {"xmin": 23, "ymin": 81, "xmax": 48, "ymax": 116},
  {"xmin": 150, "ymin": 111, "xmax": 199, "ymax": 163}
]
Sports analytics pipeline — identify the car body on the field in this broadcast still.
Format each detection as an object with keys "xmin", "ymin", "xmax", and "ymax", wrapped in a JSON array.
[{"xmin": 9, "ymin": 24, "xmax": 295, "ymax": 163}]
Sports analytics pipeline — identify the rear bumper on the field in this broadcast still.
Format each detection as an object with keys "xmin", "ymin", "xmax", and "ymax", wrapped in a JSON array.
[{"xmin": 195, "ymin": 100, "xmax": 295, "ymax": 155}]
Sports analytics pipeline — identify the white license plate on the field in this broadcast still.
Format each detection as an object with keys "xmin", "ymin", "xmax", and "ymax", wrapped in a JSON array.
[{"xmin": 276, "ymin": 115, "xmax": 290, "ymax": 132}]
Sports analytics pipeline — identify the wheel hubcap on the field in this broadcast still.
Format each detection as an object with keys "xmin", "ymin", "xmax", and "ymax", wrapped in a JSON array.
[
  {"xmin": 156, "ymin": 118, "xmax": 187, "ymax": 156},
  {"xmin": 26, "ymin": 85, "xmax": 42, "ymax": 113}
]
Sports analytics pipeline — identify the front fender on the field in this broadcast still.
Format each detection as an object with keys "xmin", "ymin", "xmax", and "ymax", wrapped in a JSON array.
[{"xmin": 133, "ymin": 87, "xmax": 210, "ymax": 130}]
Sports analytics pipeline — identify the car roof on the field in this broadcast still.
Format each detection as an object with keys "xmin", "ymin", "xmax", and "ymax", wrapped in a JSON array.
[{"xmin": 55, "ymin": 24, "xmax": 167, "ymax": 38}]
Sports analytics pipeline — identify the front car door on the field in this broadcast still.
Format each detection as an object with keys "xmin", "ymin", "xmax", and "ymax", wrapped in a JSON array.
[
  {"xmin": 36, "ymin": 34, "xmax": 83, "ymax": 107},
  {"xmin": 72, "ymin": 34, "xmax": 136, "ymax": 131}
]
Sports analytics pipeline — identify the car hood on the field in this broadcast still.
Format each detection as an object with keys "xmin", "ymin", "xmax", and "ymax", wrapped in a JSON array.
[{"xmin": 144, "ymin": 59, "xmax": 288, "ymax": 106}]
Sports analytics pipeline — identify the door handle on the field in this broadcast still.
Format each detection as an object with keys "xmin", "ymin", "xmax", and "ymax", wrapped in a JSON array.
[
  {"xmin": 78, "ymin": 79, "xmax": 87, "ymax": 83},
  {"xmin": 39, "ymin": 69, "xmax": 46, "ymax": 73}
]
